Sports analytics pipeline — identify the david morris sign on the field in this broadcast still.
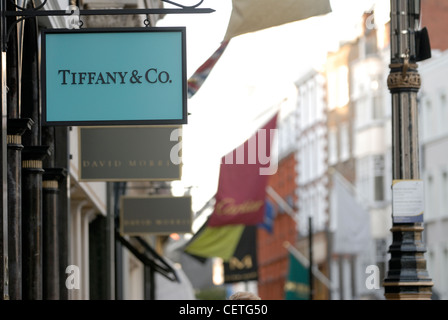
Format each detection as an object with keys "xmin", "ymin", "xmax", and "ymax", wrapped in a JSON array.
[
  {"xmin": 79, "ymin": 126, "xmax": 182, "ymax": 181},
  {"xmin": 120, "ymin": 195, "xmax": 192, "ymax": 235},
  {"xmin": 41, "ymin": 27, "xmax": 187, "ymax": 126}
]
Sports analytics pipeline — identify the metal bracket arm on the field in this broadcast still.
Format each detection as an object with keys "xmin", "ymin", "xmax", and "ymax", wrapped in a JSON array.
[
  {"xmin": 1, "ymin": 1, "xmax": 214, "ymax": 51},
  {"xmin": 4, "ymin": 7, "xmax": 215, "ymax": 18}
]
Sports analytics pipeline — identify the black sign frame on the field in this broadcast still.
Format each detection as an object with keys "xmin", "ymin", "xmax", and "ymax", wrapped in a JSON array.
[
  {"xmin": 78, "ymin": 125, "xmax": 182, "ymax": 182},
  {"xmin": 41, "ymin": 27, "xmax": 188, "ymax": 126},
  {"xmin": 120, "ymin": 195, "xmax": 192, "ymax": 235}
]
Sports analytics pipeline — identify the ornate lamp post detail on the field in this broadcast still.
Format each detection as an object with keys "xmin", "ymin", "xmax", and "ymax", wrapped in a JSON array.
[{"xmin": 383, "ymin": 0, "xmax": 433, "ymax": 300}]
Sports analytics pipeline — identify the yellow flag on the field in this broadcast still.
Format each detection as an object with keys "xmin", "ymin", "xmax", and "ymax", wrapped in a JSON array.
[
  {"xmin": 224, "ymin": 0, "xmax": 332, "ymax": 41},
  {"xmin": 184, "ymin": 224, "xmax": 245, "ymax": 262}
]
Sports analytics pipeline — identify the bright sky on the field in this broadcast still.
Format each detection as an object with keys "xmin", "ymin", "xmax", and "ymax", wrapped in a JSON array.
[{"xmin": 157, "ymin": 0, "xmax": 389, "ymax": 213}]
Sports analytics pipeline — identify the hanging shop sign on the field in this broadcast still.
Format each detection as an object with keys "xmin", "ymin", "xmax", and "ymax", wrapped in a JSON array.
[
  {"xmin": 223, "ymin": 226, "xmax": 258, "ymax": 283},
  {"xmin": 41, "ymin": 27, "xmax": 187, "ymax": 126},
  {"xmin": 120, "ymin": 195, "xmax": 192, "ymax": 235},
  {"xmin": 78, "ymin": 125, "xmax": 182, "ymax": 181}
]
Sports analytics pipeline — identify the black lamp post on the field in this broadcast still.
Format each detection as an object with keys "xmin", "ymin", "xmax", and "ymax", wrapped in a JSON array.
[{"xmin": 383, "ymin": 0, "xmax": 433, "ymax": 300}]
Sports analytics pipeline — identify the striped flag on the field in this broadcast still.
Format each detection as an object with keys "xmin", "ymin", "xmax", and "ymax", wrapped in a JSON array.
[
  {"xmin": 187, "ymin": 40, "xmax": 230, "ymax": 98},
  {"xmin": 187, "ymin": 0, "xmax": 331, "ymax": 98}
]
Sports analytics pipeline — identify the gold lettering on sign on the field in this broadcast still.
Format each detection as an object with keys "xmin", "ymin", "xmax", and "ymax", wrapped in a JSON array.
[
  {"xmin": 127, "ymin": 160, "xmax": 174, "ymax": 167},
  {"xmin": 123, "ymin": 218, "xmax": 190, "ymax": 231},
  {"xmin": 82, "ymin": 160, "xmax": 122, "ymax": 168},
  {"xmin": 215, "ymin": 198, "xmax": 264, "ymax": 215},
  {"xmin": 284, "ymin": 281, "xmax": 310, "ymax": 298},
  {"xmin": 229, "ymin": 255, "xmax": 253, "ymax": 270},
  {"xmin": 224, "ymin": 272, "xmax": 258, "ymax": 282},
  {"xmin": 84, "ymin": 159, "xmax": 177, "ymax": 168}
]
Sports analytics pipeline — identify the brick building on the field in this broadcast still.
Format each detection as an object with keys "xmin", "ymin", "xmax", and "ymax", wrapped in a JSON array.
[
  {"xmin": 421, "ymin": 0, "xmax": 448, "ymax": 51},
  {"xmin": 257, "ymin": 152, "xmax": 298, "ymax": 300}
]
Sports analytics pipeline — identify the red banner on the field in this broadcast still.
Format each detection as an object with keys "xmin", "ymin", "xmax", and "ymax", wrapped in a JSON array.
[{"xmin": 208, "ymin": 114, "xmax": 278, "ymax": 227}]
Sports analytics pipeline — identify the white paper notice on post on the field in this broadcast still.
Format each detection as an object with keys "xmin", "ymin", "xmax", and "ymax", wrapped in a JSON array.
[{"xmin": 392, "ymin": 180, "xmax": 424, "ymax": 223}]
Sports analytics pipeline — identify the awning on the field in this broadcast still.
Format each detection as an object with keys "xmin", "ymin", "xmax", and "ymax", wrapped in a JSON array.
[{"xmin": 115, "ymin": 230, "xmax": 179, "ymax": 282}]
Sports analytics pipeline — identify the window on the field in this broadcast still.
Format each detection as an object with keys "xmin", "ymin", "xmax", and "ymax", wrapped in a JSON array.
[
  {"xmin": 365, "ymin": 32, "xmax": 377, "ymax": 55},
  {"xmin": 303, "ymin": 142, "xmax": 309, "ymax": 182},
  {"xmin": 426, "ymin": 175, "xmax": 435, "ymax": 219},
  {"xmin": 373, "ymin": 155, "xmax": 385, "ymax": 202},
  {"xmin": 299, "ymin": 87, "xmax": 307, "ymax": 130},
  {"xmin": 440, "ymin": 93, "xmax": 447, "ymax": 134},
  {"xmin": 340, "ymin": 122, "xmax": 350, "ymax": 161},
  {"xmin": 425, "ymin": 99, "xmax": 433, "ymax": 138},
  {"xmin": 316, "ymin": 190, "xmax": 326, "ymax": 231},
  {"xmin": 317, "ymin": 133, "xmax": 324, "ymax": 176},
  {"xmin": 328, "ymin": 127, "xmax": 338, "ymax": 165},
  {"xmin": 327, "ymin": 66, "xmax": 349, "ymax": 110},
  {"xmin": 372, "ymin": 95, "xmax": 383, "ymax": 120},
  {"xmin": 443, "ymin": 247, "xmax": 448, "ymax": 295},
  {"xmin": 327, "ymin": 71, "xmax": 337, "ymax": 111},
  {"xmin": 337, "ymin": 66, "xmax": 350, "ymax": 108},
  {"xmin": 442, "ymin": 171, "xmax": 448, "ymax": 217},
  {"xmin": 308, "ymin": 82, "xmax": 315, "ymax": 124},
  {"xmin": 311, "ymin": 136, "xmax": 317, "ymax": 179},
  {"xmin": 357, "ymin": 157, "xmax": 370, "ymax": 202},
  {"xmin": 299, "ymin": 141, "xmax": 306, "ymax": 184},
  {"xmin": 355, "ymin": 98, "xmax": 368, "ymax": 128}
]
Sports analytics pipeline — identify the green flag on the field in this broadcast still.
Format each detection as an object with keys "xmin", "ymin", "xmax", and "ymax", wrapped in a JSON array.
[
  {"xmin": 284, "ymin": 252, "xmax": 310, "ymax": 300},
  {"xmin": 184, "ymin": 224, "xmax": 245, "ymax": 262}
]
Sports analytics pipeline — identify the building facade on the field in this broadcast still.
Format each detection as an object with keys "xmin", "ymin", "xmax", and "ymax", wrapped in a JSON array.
[
  {"xmin": 0, "ymin": 0, "xmax": 191, "ymax": 301},
  {"xmin": 295, "ymin": 69, "xmax": 330, "ymax": 300},
  {"xmin": 419, "ymin": 50, "xmax": 448, "ymax": 300},
  {"xmin": 257, "ymin": 152, "xmax": 297, "ymax": 300},
  {"xmin": 349, "ymin": 11, "xmax": 392, "ymax": 299},
  {"xmin": 326, "ymin": 40, "xmax": 358, "ymax": 301},
  {"xmin": 256, "ymin": 105, "xmax": 298, "ymax": 300}
]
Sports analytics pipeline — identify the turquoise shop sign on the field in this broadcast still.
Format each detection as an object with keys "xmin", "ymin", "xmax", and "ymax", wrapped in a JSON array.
[{"xmin": 41, "ymin": 27, "xmax": 187, "ymax": 125}]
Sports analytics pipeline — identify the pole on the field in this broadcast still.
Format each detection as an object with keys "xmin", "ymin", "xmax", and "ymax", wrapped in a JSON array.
[
  {"xmin": 54, "ymin": 127, "xmax": 70, "ymax": 300},
  {"xmin": 106, "ymin": 181, "xmax": 115, "ymax": 299},
  {"xmin": 308, "ymin": 216, "xmax": 313, "ymax": 300},
  {"xmin": 0, "ymin": 0, "xmax": 8, "ymax": 300},
  {"xmin": 383, "ymin": 0, "xmax": 433, "ymax": 300},
  {"xmin": 144, "ymin": 265, "xmax": 155, "ymax": 300},
  {"xmin": 42, "ymin": 175, "xmax": 59, "ymax": 299},
  {"xmin": 42, "ymin": 168, "xmax": 66, "ymax": 300},
  {"xmin": 7, "ymin": 119, "xmax": 31, "ymax": 300}
]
